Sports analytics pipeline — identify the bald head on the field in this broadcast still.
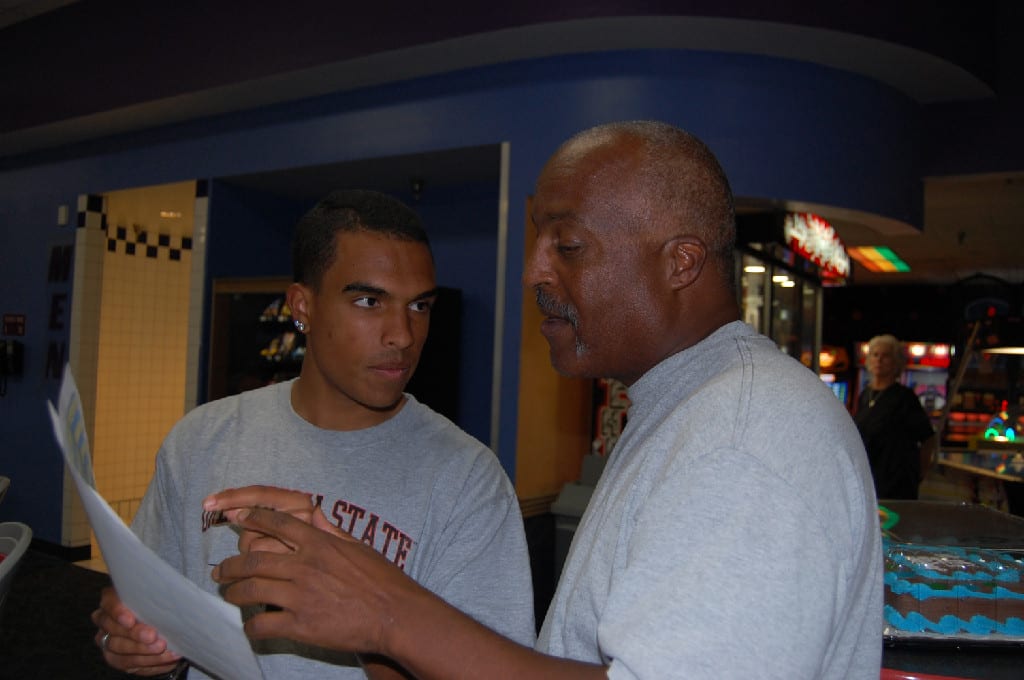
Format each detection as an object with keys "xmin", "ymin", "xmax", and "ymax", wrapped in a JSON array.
[
  {"xmin": 548, "ymin": 121, "xmax": 737, "ymax": 286},
  {"xmin": 527, "ymin": 121, "xmax": 742, "ymax": 384}
]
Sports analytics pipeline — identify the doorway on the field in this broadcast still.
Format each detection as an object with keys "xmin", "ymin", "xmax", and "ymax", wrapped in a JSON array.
[{"xmin": 66, "ymin": 180, "xmax": 208, "ymax": 564}]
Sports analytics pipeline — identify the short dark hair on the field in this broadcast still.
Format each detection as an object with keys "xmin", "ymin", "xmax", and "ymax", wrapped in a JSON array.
[{"xmin": 292, "ymin": 189, "xmax": 431, "ymax": 290}]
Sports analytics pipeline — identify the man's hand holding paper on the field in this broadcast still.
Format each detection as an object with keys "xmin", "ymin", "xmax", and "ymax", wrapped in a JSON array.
[{"xmin": 47, "ymin": 366, "xmax": 264, "ymax": 680}]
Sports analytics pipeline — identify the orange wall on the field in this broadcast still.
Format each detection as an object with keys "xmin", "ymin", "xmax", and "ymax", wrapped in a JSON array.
[{"xmin": 514, "ymin": 199, "xmax": 592, "ymax": 504}]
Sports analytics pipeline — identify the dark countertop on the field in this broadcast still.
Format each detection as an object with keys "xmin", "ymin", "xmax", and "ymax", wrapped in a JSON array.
[
  {"xmin": 0, "ymin": 549, "xmax": 121, "ymax": 679},
  {"xmin": 883, "ymin": 640, "xmax": 1024, "ymax": 679}
]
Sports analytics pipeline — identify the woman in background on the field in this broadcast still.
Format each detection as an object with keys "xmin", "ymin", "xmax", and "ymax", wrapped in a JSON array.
[{"xmin": 854, "ymin": 334, "xmax": 937, "ymax": 500}]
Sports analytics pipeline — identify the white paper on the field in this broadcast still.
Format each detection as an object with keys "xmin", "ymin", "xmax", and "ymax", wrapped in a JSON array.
[{"xmin": 49, "ymin": 365, "xmax": 264, "ymax": 680}]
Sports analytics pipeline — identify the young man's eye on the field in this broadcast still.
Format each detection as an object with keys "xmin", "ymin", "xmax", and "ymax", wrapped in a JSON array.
[
  {"xmin": 409, "ymin": 299, "xmax": 434, "ymax": 313},
  {"xmin": 354, "ymin": 297, "xmax": 379, "ymax": 309}
]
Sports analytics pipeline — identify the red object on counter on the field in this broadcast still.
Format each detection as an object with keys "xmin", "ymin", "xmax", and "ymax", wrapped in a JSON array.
[{"xmin": 881, "ymin": 669, "xmax": 975, "ymax": 680}]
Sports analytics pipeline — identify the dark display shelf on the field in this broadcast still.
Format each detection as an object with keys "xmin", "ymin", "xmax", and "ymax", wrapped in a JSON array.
[
  {"xmin": 207, "ymin": 277, "xmax": 462, "ymax": 423},
  {"xmin": 208, "ymin": 278, "xmax": 304, "ymax": 401}
]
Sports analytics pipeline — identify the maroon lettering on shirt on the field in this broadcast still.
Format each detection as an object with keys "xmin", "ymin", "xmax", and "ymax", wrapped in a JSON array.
[
  {"xmin": 331, "ymin": 499, "xmax": 366, "ymax": 534},
  {"xmin": 201, "ymin": 509, "xmax": 228, "ymax": 531},
  {"xmin": 381, "ymin": 522, "xmax": 401, "ymax": 554},
  {"xmin": 360, "ymin": 513, "xmax": 379, "ymax": 546},
  {"xmin": 393, "ymin": 533, "xmax": 413, "ymax": 570},
  {"xmin": 201, "ymin": 491, "xmax": 416, "ymax": 571}
]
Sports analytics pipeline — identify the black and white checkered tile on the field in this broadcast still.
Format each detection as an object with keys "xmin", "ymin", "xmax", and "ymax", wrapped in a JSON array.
[
  {"xmin": 75, "ymin": 192, "xmax": 193, "ymax": 261},
  {"xmin": 76, "ymin": 193, "xmax": 106, "ymax": 231},
  {"xmin": 106, "ymin": 226, "xmax": 193, "ymax": 261}
]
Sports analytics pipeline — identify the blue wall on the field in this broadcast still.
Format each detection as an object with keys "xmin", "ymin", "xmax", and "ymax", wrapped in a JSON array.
[
  {"xmin": 0, "ymin": 49, "xmax": 926, "ymax": 543},
  {"xmin": 200, "ymin": 178, "xmax": 501, "ymax": 444},
  {"xmin": 199, "ymin": 181, "xmax": 313, "ymax": 403},
  {"xmin": 411, "ymin": 181, "xmax": 502, "ymax": 444},
  {"xmin": 0, "ymin": 171, "xmax": 80, "ymax": 542}
]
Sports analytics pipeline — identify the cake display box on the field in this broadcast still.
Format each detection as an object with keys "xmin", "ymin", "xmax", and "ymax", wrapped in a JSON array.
[{"xmin": 880, "ymin": 500, "xmax": 1024, "ymax": 645}]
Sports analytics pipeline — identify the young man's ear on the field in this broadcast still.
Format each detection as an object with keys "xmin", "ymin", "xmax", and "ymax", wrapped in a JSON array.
[
  {"xmin": 286, "ymin": 282, "xmax": 312, "ymax": 330},
  {"xmin": 665, "ymin": 237, "xmax": 707, "ymax": 290}
]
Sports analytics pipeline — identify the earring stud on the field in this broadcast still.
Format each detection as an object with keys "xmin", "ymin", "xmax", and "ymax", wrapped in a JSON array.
[{"xmin": 294, "ymin": 319, "xmax": 306, "ymax": 333}]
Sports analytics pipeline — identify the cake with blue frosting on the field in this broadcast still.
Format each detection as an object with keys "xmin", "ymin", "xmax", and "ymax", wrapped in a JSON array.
[{"xmin": 883, "ymin": 538, "xmax": 1024, "ymax": 639}]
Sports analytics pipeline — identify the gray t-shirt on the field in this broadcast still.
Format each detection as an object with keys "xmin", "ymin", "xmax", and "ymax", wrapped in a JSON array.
[
  {"xmin": 538, "ymin": 321, "xmax": 883, "ymax": 679},
  {"xmin": 133, "ymin": 380, "xmax": 535, "ymax": 679}
]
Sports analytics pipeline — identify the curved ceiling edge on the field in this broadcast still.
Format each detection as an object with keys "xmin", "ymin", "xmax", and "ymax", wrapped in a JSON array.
[{"xmin": 0, "ymin": 16, "xmax": 992, "ymax": 159}]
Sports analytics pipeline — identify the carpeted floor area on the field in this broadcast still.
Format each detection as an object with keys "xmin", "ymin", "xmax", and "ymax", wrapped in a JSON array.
[{"xmin": 0, "ymin": 549, "xmax": 122, "ymax": 680}]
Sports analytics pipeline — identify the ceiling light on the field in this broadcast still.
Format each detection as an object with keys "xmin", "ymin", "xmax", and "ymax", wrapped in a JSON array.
[
  {"xmin": 962, "ymin": 315, "xmax": 1024, "ymax": 356},
  {"xmin": 986, "ymin": 347, "xmax": 1024, "ymax": 355},
  {"xmin": 772, "ymin": 275, "xmax": 788, "ymax": 283},
  {"xmin": 744, "ymin": 265, "xmax": 766, "ymax": 273},
  {"xmin": 847, "ymin": 246, "xmax": 910, "ymax": 273},
  {"xmin": 976, "ymin": 315, "xmax": 1024, "ymax": 355}
]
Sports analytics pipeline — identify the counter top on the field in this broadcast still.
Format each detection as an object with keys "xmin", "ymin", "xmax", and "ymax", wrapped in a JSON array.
[{"xmin": 936, "ymin": 448, "xmax": 1024, "ymax": 483}]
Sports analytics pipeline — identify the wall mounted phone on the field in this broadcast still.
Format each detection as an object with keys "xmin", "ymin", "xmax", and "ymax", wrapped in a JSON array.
[
  {"xmin": 0, "ymin": 339, "xmax": 24, "ymax": 395},
  {"xmin": 0, "ymin": 339, "xmax": 24, "ymax": 376}
]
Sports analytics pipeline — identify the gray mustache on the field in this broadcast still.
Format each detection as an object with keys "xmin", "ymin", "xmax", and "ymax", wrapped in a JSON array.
[{"xmin": 534, "ymin": 288, "xmax": 579, "ymax": 328}]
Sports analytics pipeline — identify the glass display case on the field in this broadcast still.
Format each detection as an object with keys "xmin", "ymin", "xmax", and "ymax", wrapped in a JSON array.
[
  {"xmin": 739, "ymin": 250, "xmax": 822, "ymax": 371},
  {"xmin": 735, "ymin": 210, "xmax": 851, "ymax": 376}
]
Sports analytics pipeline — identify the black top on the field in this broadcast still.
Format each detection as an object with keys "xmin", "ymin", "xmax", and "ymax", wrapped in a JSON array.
[{"xmin": 853, "ymin": 383, "xmax": 934, "ymax": 500}]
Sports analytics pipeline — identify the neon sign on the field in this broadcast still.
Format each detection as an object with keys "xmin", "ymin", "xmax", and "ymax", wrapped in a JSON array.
[{"xmin": 783, "ymin": 212, "xmax": 850, "ymax": 279}]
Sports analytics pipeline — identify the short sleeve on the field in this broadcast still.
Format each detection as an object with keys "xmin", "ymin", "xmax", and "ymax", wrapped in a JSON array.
[
  {"xmin": 131, "ymin": 439, "xmax": 187, "ymax": 572},
  {"xmin": 600, "ymin": 450, "xmax": 845, "ymax": 679},
  {"xmin": 412, "ymin": 454, "xmax": 537, "ymax": 648}
]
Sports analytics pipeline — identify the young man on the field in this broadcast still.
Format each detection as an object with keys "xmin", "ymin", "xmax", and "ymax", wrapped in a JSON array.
[
  {"xmin": 91, "ymin": 190, "xmax": 535, "ymax": 679},
  {"xmin": 208, "ymin": 122, "xmax": 883, "ymax": 678}
]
